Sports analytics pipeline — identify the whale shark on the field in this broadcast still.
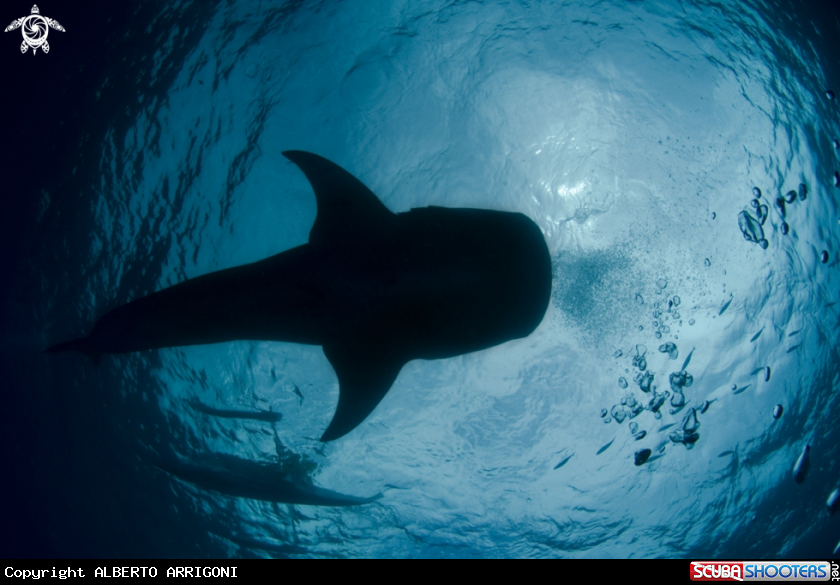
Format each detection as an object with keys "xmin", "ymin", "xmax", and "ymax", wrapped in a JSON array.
[{"xmin": 46, "ymin": 151, "xmax": 552, "ymax": 441}]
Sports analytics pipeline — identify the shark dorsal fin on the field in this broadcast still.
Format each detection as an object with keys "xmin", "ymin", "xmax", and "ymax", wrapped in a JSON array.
[
  {"xmin": 282, "ymin": 151, "xmax": 394, "ymax": 246},
  {"xmin": 320, "ymin": 342, "xmax": 405, "ymax": 442}
]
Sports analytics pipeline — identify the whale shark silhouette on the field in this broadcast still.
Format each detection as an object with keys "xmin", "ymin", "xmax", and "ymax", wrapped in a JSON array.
[{"xmin": 46, "ymin": 151, "xmax": 552, "ymax": 441}]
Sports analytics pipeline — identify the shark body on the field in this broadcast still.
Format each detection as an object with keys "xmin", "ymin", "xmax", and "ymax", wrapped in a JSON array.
[{"xmin": 46, "ymin": 151, "xmax": 552, "ymax": 440}]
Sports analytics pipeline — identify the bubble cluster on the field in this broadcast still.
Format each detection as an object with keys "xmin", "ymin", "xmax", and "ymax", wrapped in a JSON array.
[{"xmin": 600, "ymin": 333, "xmax": 713, "ymax": 463}]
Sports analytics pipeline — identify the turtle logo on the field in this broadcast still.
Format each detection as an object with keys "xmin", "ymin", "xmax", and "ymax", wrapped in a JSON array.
[{"xmin": 5, "ymin": 5, "xmax": 65, "ymax": 55}]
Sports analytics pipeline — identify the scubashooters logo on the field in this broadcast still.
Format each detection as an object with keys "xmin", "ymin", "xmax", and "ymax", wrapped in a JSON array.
[
  {"xmin": 4, "ymin": 5, "xmax": 65, "ymax": 54},
  {"xmin": 691, "ymin": 561, "xmax": 832, "ymax": 581}
]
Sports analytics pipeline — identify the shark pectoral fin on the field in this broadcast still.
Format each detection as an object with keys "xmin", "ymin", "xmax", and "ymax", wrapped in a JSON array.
[
  {"xmin": 321, "ymin": 343, "xmax": 405, "ymax": 442},
  {"xmin": 281, "ymin": 150, "xmax": 394, "ymax": 246},
  {"xmin": 44, "ymin": 337, "xmax": 102, "ymax": 365}
]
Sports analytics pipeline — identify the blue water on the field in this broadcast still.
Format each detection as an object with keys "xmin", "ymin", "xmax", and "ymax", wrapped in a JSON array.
[{"xmin": 2, "ymin": 0, "xmax": 840, "ymax": 558}]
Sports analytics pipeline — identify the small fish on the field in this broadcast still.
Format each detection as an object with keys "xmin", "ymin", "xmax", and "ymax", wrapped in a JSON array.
[
  {"xmin": 793, "ymin": 444, "xmax": 810, "ymax": 484},
  {"xmin": 750, "ymin": 327, "xmax": 764, "ymax": 342},
  {"xmin": 750, "ymin": 367, "xmax": 765, "ymax": 376},
  {"xmin": 659, "ymin": 422, "xmax": 677, "ymax": 432},
  {"xmin": 786, "ymin": 344, "xmax": 801, "ymax": 353},
  {"xmin": 553, "ymin": 454, "xmax": 573, "ymax": 470},
  {"xmin": 597, "ymin": 438, "xmax": 615, "ymax": 455},
  {"xmin": 293, "ymin": 384, "xmax": 304, "ymax": 403},
  {"xmin": 699, "ymin": 400, "xmax": 710, "ymax": 414},
  {"xmin": 719, "ymin": 296, "xmax": 733, "ymax": 316},
  {"xmin": 834, "ymin": 540, "xmax": 840, "ymax": 556},
  {"xmin": 827, "ymin": 487, "xmax": 839, "ymax": 515},
  {"xmin": 787, "ymin": 328, "xmax": 802, "ymax": 337},
  {"xmin": 718, "ymin": 450, "xmax": 735, "ymax": 458},
  {"xmin": 732, "ymin": 384, "xmax": 750, "ymax": 395},
  {"xmin": 680, "ymin": 347, "xmax": 695, "ymax": 372}
]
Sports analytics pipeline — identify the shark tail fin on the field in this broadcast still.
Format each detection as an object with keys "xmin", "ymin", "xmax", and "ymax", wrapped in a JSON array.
[{"xmin": 44, "ymin": 337, "xmax": 102, "ymax": 365}]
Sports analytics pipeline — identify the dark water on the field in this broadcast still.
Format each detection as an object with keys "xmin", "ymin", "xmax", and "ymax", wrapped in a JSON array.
[{"xmin": 2, "ymin": 0, "xmax": 840, "ymax": 558}]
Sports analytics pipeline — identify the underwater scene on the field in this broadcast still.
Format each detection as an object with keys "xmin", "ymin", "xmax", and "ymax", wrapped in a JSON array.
[{"xmin": 2, "ymin": 0, "xmax": 840, "ymax": 558}]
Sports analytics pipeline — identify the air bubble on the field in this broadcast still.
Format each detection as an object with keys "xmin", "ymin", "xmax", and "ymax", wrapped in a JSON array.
[
  {"xmin": 750, "ymin": 199, "xmax": 760, "ymax": 209},
  {"xmin": 637, "ymin": 371, "xmax": 654, "ymax": 393},
  {"xmin": 821, "ymin": 251, "xmax": 829, "ymax": 264},
  {"xmin": 618, "ymin": 377, "xmax": 628, "ymax": 389},
  {"xmin": 688, "ymin": 319, "xmax": 695, "ymax": 325},
  {"xmin": 611, "ymin": 405, "xmax": 627, "ymax": 424},
  {"xmin": 757, "ymin": 204, "xmax": 768, "ymax": 225},
  {"xmin": 711, "ymin": 212, "xmax": 716, "ymax": 220},
  {"xmin": 784, "ymin": 190, "xmax": 797, "ymax": 203},
  {"xmin": 752, "ymin": 187, "xmax": 761, "ymax": 198},
  {"xmin": 738, "ymin": 211, "xmax": 765, "ymax": 246},
  {"xmin": 634, "ymin": 449, "xmax": 652, "ymax": 466},
  {"xmin": 682, "ymin": 408, "xmax": 700, "ymax": 433},
  {"xmin": 798, "ymin": 183, "xmax": 807, "ymax": 201},
  {"xmin": 781, "ymin": 222, "xmax": 789, "ymax": 235},
  {"xmin": 635, "ymin": 293, "xmax": 645, "ymax": 305},
  {"xmin": 828, "ymin": 90, "xmax": 836, "ymax": 100},
  {"xmin": 775, "ymin": 197, "xmax": 786, "ymax": 217},
  {"xmin": 773, "ymin": 404, "xmax": 783, "ymax": 419},
  {"xmin": 704, "ymin": 258, "xmax": 711, "ymax": 267},
  {"xmin": 600, "ymin": 408, "xmax": 608, "ymax": 418},
  {"xmin": 656, "ymin": 278, "xmax": 668, "ymax": 290},
  {"xmin": 658, "ymin": 342, "xmax": 679, "ymax": 360}
]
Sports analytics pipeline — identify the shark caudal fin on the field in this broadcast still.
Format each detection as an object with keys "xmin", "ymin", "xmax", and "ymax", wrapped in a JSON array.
[{"xmin": 43, "ymin": 337, "xmax": 102, "ymax": 365}]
